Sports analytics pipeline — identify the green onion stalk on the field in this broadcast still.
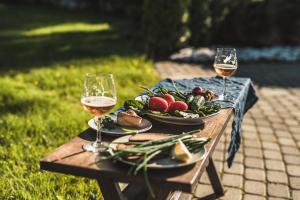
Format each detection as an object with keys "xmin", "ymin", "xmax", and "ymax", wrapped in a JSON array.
[{"xmin": 100, "ymin": 129, "xmax": 210, "ymax": 198}]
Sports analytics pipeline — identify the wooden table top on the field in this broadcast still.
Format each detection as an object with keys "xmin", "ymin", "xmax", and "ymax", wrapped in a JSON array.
[{"xmin": 40, "ymin": 108, "xmax": 233, "ymax": 193}]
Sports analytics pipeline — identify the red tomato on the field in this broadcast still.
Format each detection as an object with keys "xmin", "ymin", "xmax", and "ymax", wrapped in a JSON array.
[
  {"xmin": 149, "ymin": 97, "xmax": 169, "ymax": 112},
  {"xmin": 168, "ymin": 101, "xmax": 188, "ymax": 113},
  {"xmin": 162, "ymin": 94, "xmax": 175, "ymax": 106},
  {"xmin": 192, "ymin": 86, "xmax": 204, "ymax": 96}
]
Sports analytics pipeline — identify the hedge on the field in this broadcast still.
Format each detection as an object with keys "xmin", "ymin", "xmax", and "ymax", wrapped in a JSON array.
[
  {"xmin": 5, "ymin": 0, "xmax": 300, "ymax": 56},
  {"xmin": 142, "ymin": 0, "xmax": 188, "ymax": 58}
]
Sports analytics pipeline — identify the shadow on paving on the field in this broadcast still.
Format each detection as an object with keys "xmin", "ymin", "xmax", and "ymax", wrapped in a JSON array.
[
  {"xmin": 173, "ymin": 61, "xmax": 300, "ymax": 88},
  {"xmin": 194, "ymin": 193, "xmax": 218, "ymax": 200},
  {"xmin": 235, "ymin": 62, "xmax": 300, "ymax": 88},
  {"xmin": 0, "ymin": 3, "xmax": 141, "ymax": 73}
]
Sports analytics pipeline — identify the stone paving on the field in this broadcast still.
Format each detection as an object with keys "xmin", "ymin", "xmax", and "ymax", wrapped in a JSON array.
[{"xmin": 154, "ymin": 61, "xmax": 300, "ymax": 200}]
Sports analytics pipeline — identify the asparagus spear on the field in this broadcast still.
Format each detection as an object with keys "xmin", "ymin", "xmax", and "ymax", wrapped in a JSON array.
[{"xmin": 101, "ymin": 129, "xmax": 210, "ymax": 198}]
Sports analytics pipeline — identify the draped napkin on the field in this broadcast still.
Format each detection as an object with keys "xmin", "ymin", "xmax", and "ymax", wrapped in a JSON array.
[{"xmin": 153, "ymin": 77, "xmax": 258, "ymax": 167}]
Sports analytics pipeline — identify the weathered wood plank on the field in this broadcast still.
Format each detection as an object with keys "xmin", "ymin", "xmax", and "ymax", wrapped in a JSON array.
[{"xmin": 40, "ymin": 108, "xmax": 233, "ymax": 193}]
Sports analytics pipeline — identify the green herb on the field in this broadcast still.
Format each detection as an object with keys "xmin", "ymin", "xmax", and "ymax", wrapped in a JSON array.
[
  {"xmin": 174, "ymin": 110, "xmax": 199, "ymax": 118},
  {"xmin": 169, "ymin": 91, "xmax": 186, "ymax": 101},
  {"xmin": 149, "ymin": 110, "xmax": 170, "ymax": 116},
  {"xmin": 141, "ymin": 86, "xmax": 156, "ymax": 96},
  {"xmin": 136, "ymin": 79, "xmax": 222, "ymax": 118},
  {"xmin": 102, "ymin": 116, "xmax": 117, "ymax": 129},
  {"xmin": 124, "ymin": 100, "xmax": 146, "ymax": 110},
  {"xmin": 121, "ymin": 128, "xmax": 138, "ymax": 133},
  {"xmin": 186, "ymin": 95, "xmax": 194, "ymax": 104},
  {"xmin": 157, "ymin": 86, "xmax": 169, "ymax": 95},
  {"xmin": 199, "ymin": 103, "xmax": 222, "ymax": 115},
  {"xmin": 189, "ymin": 95, "xmax": 205, "ymax": 112},
  {"xmin": 142, "ymin": 80, "xmax": 189, "ymax": 101},
  {"xmin": 171, "ymin": 79, "xmax": 186, "ymax": 99}
]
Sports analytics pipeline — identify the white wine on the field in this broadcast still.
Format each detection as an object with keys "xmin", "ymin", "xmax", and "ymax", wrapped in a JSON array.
[
  {"xmin": 214, "ymin": 64, "xmax": 237, "ymax": 77},
  {"xmin": 81, "ymin": 96, "xmax": 116, "ymax": 117}
]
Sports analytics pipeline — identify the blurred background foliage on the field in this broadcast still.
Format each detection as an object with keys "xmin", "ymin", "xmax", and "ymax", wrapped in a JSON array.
[
  {"xmin": 6, "ymin": 0, "xmax": 300, "ymax": 57},
  {"xmin": 1, "ymin": 0, "xmax": 299, "ymax": 199}
]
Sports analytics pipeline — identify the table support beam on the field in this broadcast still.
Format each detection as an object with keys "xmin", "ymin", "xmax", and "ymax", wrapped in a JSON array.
[
  {"xmin": 97, "ymin": 178, "xmax": 183, "ymax": 200},
  {"xmin": 97, "ymin": 177, "xmax": 125, "ymax": 200},
  {"xmin": 206, "ymin": 157, "xmax": 224, "ymax": 197}
]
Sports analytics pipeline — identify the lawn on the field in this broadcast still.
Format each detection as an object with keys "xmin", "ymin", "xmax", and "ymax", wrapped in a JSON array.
[{"xmin": 0, "ymin": 3, "xmax": 158, "ymax": 200}]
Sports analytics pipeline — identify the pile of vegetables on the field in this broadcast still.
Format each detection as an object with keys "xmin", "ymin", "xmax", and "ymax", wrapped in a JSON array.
[
  {"xmin": 101, "ymin": 129, "xmax": 210, "ymax": 198},
  {"xmin": 124, "ymin": 80, "xmax": 221, "ymax": 118}
]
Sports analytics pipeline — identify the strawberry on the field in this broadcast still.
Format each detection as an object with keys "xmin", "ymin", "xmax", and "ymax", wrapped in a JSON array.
[
  {"xmin": 149, "ymin": 97, "xmax": 169, "ymax": 112},
  {"xmin": 168, "ymin": 101, "xmax": 188, "ymax": 113}
]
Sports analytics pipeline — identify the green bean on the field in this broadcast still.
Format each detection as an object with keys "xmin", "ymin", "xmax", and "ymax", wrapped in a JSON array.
[
  {"xmin": 134, "ymin": 150, "xmax": 162, "ymax": 175},
  {"xmin": 104, "ymin": 129, "xmax": 210, "ymax": 199},
  {"xmin": 138, "ymin": 130, "xmax": 199, "ymax": 147},
  {"xmin": 143, "ymin": 157, "xmax": 155, "ymax": 198}
]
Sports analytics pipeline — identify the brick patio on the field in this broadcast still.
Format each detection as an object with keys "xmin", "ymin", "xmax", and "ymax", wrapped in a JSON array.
[{"xmin": 155, "ymin": 61, "xmax": 300, "ymax": 200}]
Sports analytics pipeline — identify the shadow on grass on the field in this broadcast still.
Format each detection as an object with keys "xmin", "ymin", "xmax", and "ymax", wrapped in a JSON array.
[
  {"xmin": 0, "ymin": 3, "xmax": 141, "ymax": 73},
  {"xmin": 0, "ymin": 97, "xmax": 39, "ymax": 115}
]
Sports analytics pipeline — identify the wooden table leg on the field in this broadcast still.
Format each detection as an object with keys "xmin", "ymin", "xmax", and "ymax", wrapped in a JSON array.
[
  {"xmin": 206, "ymin": 157, "xmax": 224, "ymax": 197},
  {"xmin": 97, "ymin": 177, "xmax": 184, "ymax": 200},
  {"xmin": 145, "ymin": 188, "xmax": 182, "ymax": 200},
  {"xmin": 97, "ymin": 178, "xmax": 151, "ymax": 200},
  {"xmin": 97, "ymin": 177, "xmax": 125, "ymax": 200},
  {"xmin": 97, "ymin": 158, "xmax": 223, "ymax": 200}
]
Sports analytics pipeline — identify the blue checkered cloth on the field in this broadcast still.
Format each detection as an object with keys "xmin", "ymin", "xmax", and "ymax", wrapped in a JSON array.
[{"xmin": 154, "ymin": 77, "xmax": 258, "ymax": 167}]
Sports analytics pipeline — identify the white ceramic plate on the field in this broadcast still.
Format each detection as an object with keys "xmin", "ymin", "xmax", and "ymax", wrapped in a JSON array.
[
  {"xmin": 108, "ymin": 135, "xmax": 207, "ymax": 169},
  {"xmin": 146, "ymin": 110, "xmax": 220, "ymax": 126},
  {"xmin": 88, "ymin": 118, "xmax": 152, "ymax": 136}
]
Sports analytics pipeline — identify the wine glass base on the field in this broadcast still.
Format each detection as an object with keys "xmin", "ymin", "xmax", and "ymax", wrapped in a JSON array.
[
  {"xmin": 217, "ymin": 94, "xmax": 225, "ymax": 101},
  {"xmin": 215, "ymin": 94, "xmax": 235, "ymax": 103},
  {"xmin": 83, "ymin": 142, "xmax": 108, "ymax": 153}
]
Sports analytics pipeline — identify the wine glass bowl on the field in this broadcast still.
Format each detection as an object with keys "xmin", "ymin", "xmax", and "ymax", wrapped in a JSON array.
[
  {"xmin": 81, "ymin": 73, "xmax": 117, "ymax": 152},
  {"xmin": 81, "ymin": 96, "xmax": 116, "ymax": 117},
  {"xmin": 214, "ymin": 64, "xmax": 237, "ymax": 77},
  {"xmin": 213, "ymin": 48, "xmax": 238, "ymax": 100}
]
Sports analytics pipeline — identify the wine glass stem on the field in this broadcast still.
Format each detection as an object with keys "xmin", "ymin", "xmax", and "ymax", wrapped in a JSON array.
[
  {"xmin": 95, "ymin": 117, "xmax": 103, "ymax": 145},
  {"xmin": 223, "ymin": 76, "xmax": 227, "ymax": 98}
]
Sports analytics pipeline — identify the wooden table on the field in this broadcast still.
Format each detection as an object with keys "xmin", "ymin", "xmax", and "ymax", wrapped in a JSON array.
[{"xmin": 40, "ymin": 108, "xmax": 233, "ymax": 200}]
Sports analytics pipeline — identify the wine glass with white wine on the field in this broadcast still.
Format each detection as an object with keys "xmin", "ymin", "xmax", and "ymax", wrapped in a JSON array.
[
  {"xmin": 81, "ymin": 73, "xmax": 117, "ymax": 152},
  {"xmin": 213, "ymin": 48, "xmax": 238, "ymax": 101}
]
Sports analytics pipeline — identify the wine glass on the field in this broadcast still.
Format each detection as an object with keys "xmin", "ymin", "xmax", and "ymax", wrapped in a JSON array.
[
  {"xmin": 81, "ymin": 73, "xmax": 117, "ymax": 152},
  {"xmin": 213, "ymin": 48, "xmax": 238, "ymax": 101}
]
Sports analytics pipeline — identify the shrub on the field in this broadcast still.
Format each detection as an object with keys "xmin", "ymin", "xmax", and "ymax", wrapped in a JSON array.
[
  {"xmin": 266, "ymin": 0, "xmax": 300, "ymax": 44},
  {"xmin": 124, "ymin": 0, "xmax": 145, "ymax": 39},
  {"xmin": 142, "ymin": 0, "xmax": 188, "ymax": 58},
  {"xmin": 190, "ymin": 0, "xmax": 300, "ymax": 47},
  {"xmin": 211, "ymin": 0, "xmax": 269, "ymax": 46},
  {"xmin": 188, "ymin": 0, "xmax": 211, "ymax": 46}
]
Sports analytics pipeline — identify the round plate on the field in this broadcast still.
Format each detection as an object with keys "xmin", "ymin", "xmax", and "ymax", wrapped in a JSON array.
[
  {"xmin": 88, "ymin": 118, "xmax": 152, "ymax": 136},
  {"xmin": 146, "ymin": 110, "xmax": 220, "ymax": 126},
  {"xmin": 108, "ymin": 135, "xmax": 207, "ymax": 169}
]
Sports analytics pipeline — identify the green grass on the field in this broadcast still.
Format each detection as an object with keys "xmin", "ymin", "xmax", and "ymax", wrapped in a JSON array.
[{"xmin": 0, "ymin": 3, "xmax": 159, "ymax": 200}]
